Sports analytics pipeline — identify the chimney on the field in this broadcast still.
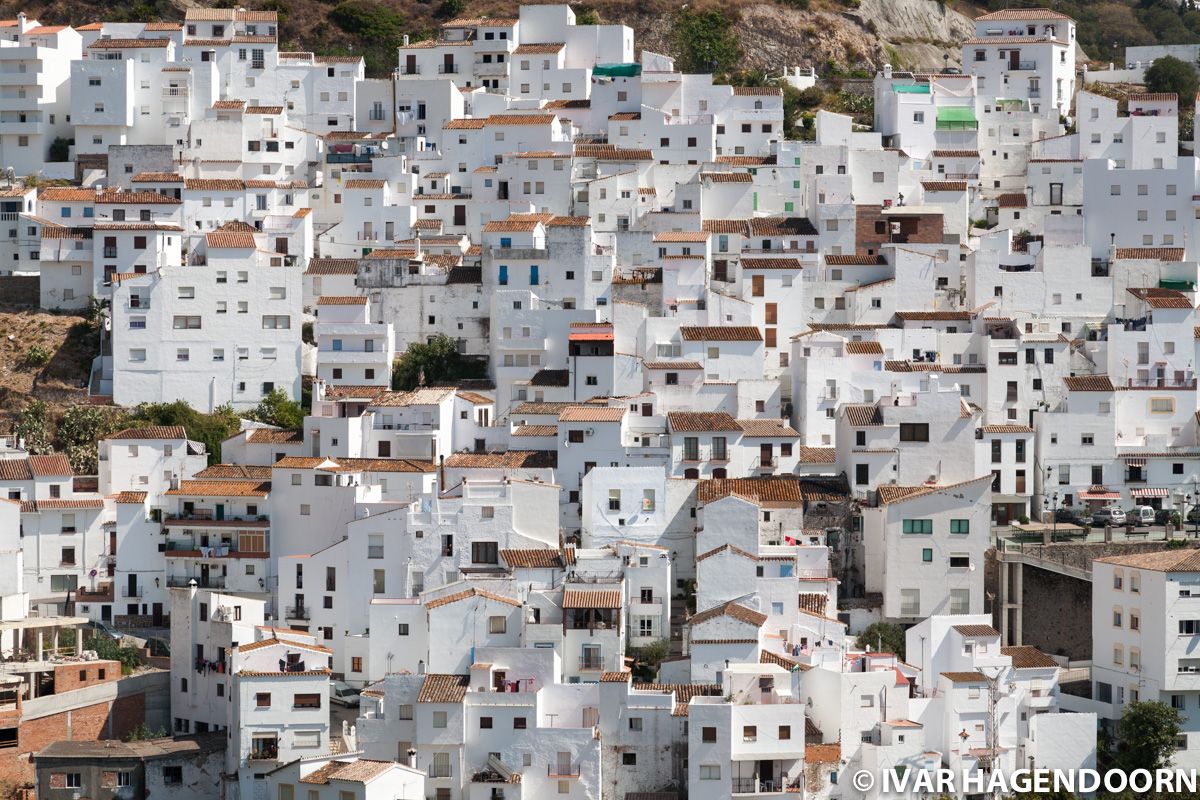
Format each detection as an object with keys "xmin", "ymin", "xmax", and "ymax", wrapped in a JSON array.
[
  {"xmin": 882, "ymin": 63, "xmax": 893, "ymax": 80},
  {"xmin": 403, "ymin": 34, "xmax": 409, "ymax": 46},
  {"xmin": 16, "ymin": 12, "xmax": 26, "ymax": 32}
]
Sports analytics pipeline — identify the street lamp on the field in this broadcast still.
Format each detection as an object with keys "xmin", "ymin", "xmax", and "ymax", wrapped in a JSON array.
[{"xmin": 1044, "ymin": 490, "xmax": 1060, "ymax": 542}]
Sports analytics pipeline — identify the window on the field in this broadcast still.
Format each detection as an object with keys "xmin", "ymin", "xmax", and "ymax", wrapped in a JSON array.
[
  {"xmin": 699, "ymin": 765, "xmax": 721, "ymax": 780},
  {"xmin": 480, "ymin": 717, "xmax": 493, "ymax": 729},
  {"xmin": 950, "ymin": 519, "xmax": 969, "ymax": 534},
  {"xmin": 629, "ymin": 717, "xmax": 643, "ymax": 731},
  {"xmin": 702, "ymin": 726, "xmax": 716, "ymax": 742},
  {"xmin": 622, "ymin": 753, "xmax": 637, "ymax": 766},
  {"xmin": 899, "ymin": 423, "xmax": 929, "ymax": 442},
  {"xmin": 256, "ymin": 692, "xmax": 271, "ymax": 708},
  {"xmin": 471, "ymin": 542, "xmax": 498, "ymax": 564},
  {"xmin": 902, "ymin": 519, "xmax": 933, "ymax": 534},
  {"xmin": 488, "ymin": 616, "xmax": 506, "ymax": 634},
  {"xmin": 433, "ymin": 711, "xmax": 447, "ymax": 728}
]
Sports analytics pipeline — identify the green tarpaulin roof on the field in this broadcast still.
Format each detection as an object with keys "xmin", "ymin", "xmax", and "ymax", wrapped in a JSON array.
[
  {"xmin": 936, "ymin": 106, "xmax": 977, "ymax": 123},
  {"xmin": 595, "ymin": 63, "xmax": 641, "ymax": 77}
]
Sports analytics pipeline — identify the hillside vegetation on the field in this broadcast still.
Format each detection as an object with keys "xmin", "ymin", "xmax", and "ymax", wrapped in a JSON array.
[{"xmin": 15, "ymin": 0, "xmax": 1198, "ymax": 79}]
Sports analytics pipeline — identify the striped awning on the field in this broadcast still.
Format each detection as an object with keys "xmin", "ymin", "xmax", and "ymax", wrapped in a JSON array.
[
  {"xmin": 1079, "ymin": 491, "xmax": 1121, "ymax": 500},
  {"xmin": 1124, "ymin": 458, "xmax": 1148, "ymax": 467},
  {"xmin": 1131, "ymin": 487, "xmax": 1170, "ymax": 498}
]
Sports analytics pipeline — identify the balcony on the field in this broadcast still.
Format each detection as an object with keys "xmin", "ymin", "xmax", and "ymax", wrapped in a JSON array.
[
  {"xmin": 166, "ymin": 575, "xmax": 226, "ymax": 589},
  {"xmin": 578, "ymin": 658, "xmax": 604, "ymax": 671},
  {"xmin": 249, "ymin": 741, "xmax": 278, "ymax": 761},
  {"xmin": 162, "ymin": 87, "xmax": 189, "ymax": 97},
  {"xmin": 547, "ymin": 763, "xmax": 580, "ymax": 778},
  {"xmin": 326, "ymin": 152, "xmax": 372, "ymax": 164},
  {"xmin": 286, "ymin": 605, "xmax": 310, "ymax": 620},
  {"xmin": 398, "ymin": 66, "xmax": 421, "ymax": 75},
  {"xmin": 1011, "ymin": 60, "xmax": 1038, "ymax": 71},
  {"xmin": 373, "ymin": 421, "xmax": 438, "ymax": 431},
  {"xmin": 120, "ymin": 587, "xmax": 144, "ymax": 598},
  {"xmin": 438, "ymin": 64, "xmax": 459, "ymax": 74}
]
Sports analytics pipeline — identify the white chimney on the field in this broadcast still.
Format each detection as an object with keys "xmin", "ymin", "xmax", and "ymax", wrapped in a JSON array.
[{"xmin": 883, "ymin": 63, "xmax": 893, "ymax": 80}]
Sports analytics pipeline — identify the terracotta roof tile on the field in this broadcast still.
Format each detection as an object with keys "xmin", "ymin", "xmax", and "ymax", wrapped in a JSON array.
[
  {"xmin": 667, "ymin": 411, "xmax": 741, "ymax": 432},
  {"xmin": 844, "ymin": 404, "xmax": 883, "ymax": 426},
  {"xmin": 1127, "ymin": 287, "xmax": 1193, "ymax": 309},
  {"xmin": 996, "ymin": 193, "xmax": 1027, "ymax": 208},
  {"xmin": 923, "ymin": 180, "xmax": 968, "ymax": 192},
  {"xmin": 109, "ymin": 426, "xmax": 187, "ymax": 440},
  {"xmin": 953, "ymin": 624, "xmax": 999, "ymax": 637},
  {"xmin": 206, "ymin": 231, "xmax": 257, "ymax": 249},
  {"xmin": 1114, "ymin": 247, "xmax": 1185, "ymax": 261},
  {"xmin": 690, "ymin": 600, "xmax": 767, "ymax": 627},
  {"xmin": 500, "ymin": 549, "xmax": 564, "ymax": 569},
  {"xmin": 1001, "ymin": 645, "xmax": 1058, "ymax": 669},
  {"xmin": 558, "ymin": 406, "xmax": 626, "ymax": 423},
  {"xmin": 1094, "ymin": 548, "xmax": 1200, "ymax": 572},
  {"xmin": 425, "ymin": 587, "xmax": 520, "ymax": 610},
  {"xmin": 1063, "ymin": 375, "xmax": 1115, "ymax": 392},
  {"xmin": 245, "ymin": 429, "xmax": 304, "ymax": 444},
  {"xmin": 444, "ymin": 451, "xmax": 556, "ymax": 469},
  {"xmin": 798, "ymin": 447, "xmax": 836, "ymax": 464},
  {"xmin": 680, "ymin": 325, "xmax": 761, "ymax": 342},
  {"xmin": 941, "ymin": 671, "xmax": 987, "ymax": 683},
  {"xmin": 846, "ymin": 341, "xmax": 884, "ymax": 354},
  {"xmin": 417, "ymin": 674, "xmax": 470, "ymax": 703},
  {"xmin": 697, "ymin": 477, "xmax": 809, "ymax": 505},
  {"xmin": 114, "ymin": 491, "xmax": 148, "ymax": 504},
  {"xmin": 166, "ymin": 480, "xmax": 270, "ymax": 497},
  {"xmin": 737, "ymin": 418, "xmax": 799, "ymax": 437},
  {"xmin": 652, "ymin": 230, "xmax": 709, "ymax": 243}
]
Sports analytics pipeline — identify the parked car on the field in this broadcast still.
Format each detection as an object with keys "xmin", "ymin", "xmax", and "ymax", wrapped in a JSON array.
[
  {"xmin": 1155, "ymin": 508, "xmax": 1176, "ymax": 526},
  {"xmin": 1187, "ymin": 507, "xmax": 1200, "ymax": 525},
  {"xmin": 330, "ymin": 681, "xmax": 360, "ymax": 708},
  {"xmin": 1054, "ymin": 507, "xmax": 1087, "ymax": 525},
  {"xmin": 1128, "ymin": 506, "xmax": 1155, "ymax": 526},
  {"xmin": 1092, "ymin": 506, "xmax": 1126, "ymax": 527}
]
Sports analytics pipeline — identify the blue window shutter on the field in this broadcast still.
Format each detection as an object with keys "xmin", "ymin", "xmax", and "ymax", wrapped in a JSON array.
[
  {"xmin": 530, "ymin": 265, "xmax": 539, "ymax": 285},
  {"xmin": 498, "ymin": 265, "xmax": 508, "ymax": 285}
]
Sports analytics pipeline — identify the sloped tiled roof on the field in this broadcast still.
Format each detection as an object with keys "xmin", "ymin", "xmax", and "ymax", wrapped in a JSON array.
[
  {"xmin": 1063, "ymin": 375, "xmax": 1115, "ymax": 392},
  {"xmin": 417, "ymin": 674, "xmax": 470, "ymax": 703},
  {"xmin": 1001, "ymin": 645, "xmax": 1058, "ymax": 669},
  {"xmin": 563, "ymin": 587, "xmax": 623, "ymax": 608},
  {"xmin": 680, "ymin": 326, "xmax": 761, "ymax": 341},
  {"xmin": 690, "ymin": 600, "xmax": 767, "ymax": 627},
  {"xmin": 667, "ymin": 411, "xmax": 742, "ymax": 432},
  {"xmin": 109, "ymin": 426, "xmax": 187, "ymax": 440}
]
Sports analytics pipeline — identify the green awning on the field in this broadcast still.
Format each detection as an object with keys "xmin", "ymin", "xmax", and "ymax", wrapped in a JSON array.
[
  {"xmin": 936, "ymin": 106, "xmax": 978, "ymax": 130},
  {"xmin": 937, "ymin": 107, "xmax": 977, "ymax": 123},
  {"xmin": 1160, "ymin": 279, "xmax": 1195, "ymax": 291},
  {"xmin": 893, "ymin": 83, "xmax": 930, "ymax": 94},
  {"xmin": 595, "ymin": 63, "xmax": 641, "ymax": 77}
]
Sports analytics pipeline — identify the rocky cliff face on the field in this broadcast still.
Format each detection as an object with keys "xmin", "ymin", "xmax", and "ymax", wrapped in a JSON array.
[{"xmin": 627, "ymin": 0, "xmax": 976, "ymax": 76}]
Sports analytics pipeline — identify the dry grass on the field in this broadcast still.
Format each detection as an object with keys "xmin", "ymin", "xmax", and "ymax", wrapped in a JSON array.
[{"xmin": 0, "ymin": 282, "xmax": 94, "ymax": 431}]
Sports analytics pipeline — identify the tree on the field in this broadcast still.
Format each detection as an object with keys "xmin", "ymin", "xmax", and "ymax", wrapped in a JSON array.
[
  {"xmin": 437, "ymin": 0, "xmax": 465, "ymax": 19},
  {"xmin": 14, "ymin": 400, "xmax": 52, "ymax": 454},
  {"xmin": 57, "ymin": 406, "xmax": 128, "ymax": 474},
  {"xmin": 1113, "ymin": 700, "xmax": 1182, "ymax": 773},
  {"xmin": 855, "ymin": 622, "xmax": 906, "ymax": 660},
  {"xmin": 48, "ymin": 137, "xmax": 72, "ymax": 163},
  {"xmin": 249, "ymin": 389, "xmax": 304, "ymax": 430},
  {"xmin": 1144, "ymin": 56, "xmax": 1199, "ymax": 104},
  {"xmin": 672, "ymin": 9, "xmax": 740, "ymax": 77},
  {"xmin": 391, "ymin": 334, "xmax": 483, "ymax": 390},
  {"xmin": 124, "ymin": 401, "xmax": 241, "ymax": 464}
]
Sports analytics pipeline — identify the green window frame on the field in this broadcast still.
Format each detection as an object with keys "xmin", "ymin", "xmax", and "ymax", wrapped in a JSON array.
[
  {"xmin": 902, "ymin": 519, "xmax": 933, "ymax": 534},
  {"xmin": 922, "ymin": 548, "xmax": 933, "ymax": 563},
  {"xmin": 950, "ymin": 519, "xmax": 970, "ymax": 534}
]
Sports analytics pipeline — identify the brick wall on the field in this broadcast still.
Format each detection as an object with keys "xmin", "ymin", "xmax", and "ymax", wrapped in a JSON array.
[
  {"xmin": 0, "ymin": 686, "xmax": 153, "ymax": 786},
  {"xmin": 854, "ymin": 205, "xmax": 944, "ymax": 254},
  {"xmin": 53, "ymin": 661, "xmax": 121, "ymax": 693}
]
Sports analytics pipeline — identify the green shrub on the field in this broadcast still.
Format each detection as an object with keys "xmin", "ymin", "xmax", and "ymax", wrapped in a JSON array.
[{"xmin": 23, "ymin": 344, "xmax": 50, "ymax": 368}]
